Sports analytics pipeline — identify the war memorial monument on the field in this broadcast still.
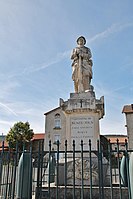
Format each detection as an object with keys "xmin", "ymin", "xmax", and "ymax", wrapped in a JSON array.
[
  {"xmin": 44, "ymin": 36, "xmax": 108, "ymax": 186},
  {"xmin": 44, "ymin": 36, "xmax": 104, "ymax": 151}
]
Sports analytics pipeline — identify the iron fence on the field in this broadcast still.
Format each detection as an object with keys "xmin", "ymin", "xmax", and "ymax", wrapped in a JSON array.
[{"xmin": 0, "ymin": 139, "xmax": 132, "ymax": 199}]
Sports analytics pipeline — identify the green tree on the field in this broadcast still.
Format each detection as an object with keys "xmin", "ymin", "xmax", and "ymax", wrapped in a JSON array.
[{"xmin": 6, "ymin": 121, "xmax": 34, "ymax": 149}]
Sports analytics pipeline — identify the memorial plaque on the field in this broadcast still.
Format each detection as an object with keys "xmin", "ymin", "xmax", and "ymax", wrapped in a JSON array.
[{"xmin": 70, "ymin": 116, "xmax": 94, "ymax": 150}]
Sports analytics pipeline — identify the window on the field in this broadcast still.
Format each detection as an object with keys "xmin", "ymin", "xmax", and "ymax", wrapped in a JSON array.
[
  {"xmin": 54, "ymin": 134, "xmax": 61, "ymax": 143},
  {"xmin": 53, "ymin": 134, "xmax": 62, "ymax": 159},
  {"xmin": 54, "ymin": 113, "xmax": 61, "ymax": 129}
]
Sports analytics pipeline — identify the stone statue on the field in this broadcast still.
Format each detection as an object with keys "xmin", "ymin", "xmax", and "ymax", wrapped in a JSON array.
[{"xmin": 71, "ymin": 36, "xmax": 93, "ymax": 93}]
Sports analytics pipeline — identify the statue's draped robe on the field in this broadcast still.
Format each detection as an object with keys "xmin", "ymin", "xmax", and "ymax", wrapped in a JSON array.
[{"xmin": 71, "ymin": 46, "xmax": 93, "ymax": 93}]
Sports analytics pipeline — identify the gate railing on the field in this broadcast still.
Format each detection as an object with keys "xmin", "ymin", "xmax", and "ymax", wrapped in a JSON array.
[{"xmin": 0, "ymin": 139, "xmax": 131, "ymax": 199}]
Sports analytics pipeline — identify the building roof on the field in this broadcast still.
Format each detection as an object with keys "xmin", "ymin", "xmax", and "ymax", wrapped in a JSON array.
[
  {"xmin": 104, "ymin": 134, "xmax": 127, "ymax": 143},
  {"xmin": 0, "ymin": 133, "xmax": 45, "ymax": 150},
  {"xmin": 108, "ymin": 137, "xmax": 127, "ymax": 143},
  {"xmin": 44, "ymin": 107, "xmax": 60, "ymax": 115},
  {"xmin": 32, "ymin": 133, "xmax": 45, "ymax": 140},
  {"xmin": 122, "ymin": 104, "xmax": 133, "ymax": 113},
  {"xmin": 0, "ymin": 141, "xmax": 8, "ymax": 151}
]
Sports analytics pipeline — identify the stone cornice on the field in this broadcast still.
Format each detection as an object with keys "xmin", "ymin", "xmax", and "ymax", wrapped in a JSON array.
[{"xmin": 65, "ymin": 108, "xmax": 99, "ymax": 114}]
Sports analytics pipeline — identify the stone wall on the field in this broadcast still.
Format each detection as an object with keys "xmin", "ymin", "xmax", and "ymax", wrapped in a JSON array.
[{"xmin": 39, "ymin": 186, "xmax": 129, "ymax": 199}]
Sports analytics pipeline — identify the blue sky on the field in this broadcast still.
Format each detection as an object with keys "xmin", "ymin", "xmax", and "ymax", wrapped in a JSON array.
[{"xmin": 0, "ymin": 1, "xmax": 133, "ymax": 135}]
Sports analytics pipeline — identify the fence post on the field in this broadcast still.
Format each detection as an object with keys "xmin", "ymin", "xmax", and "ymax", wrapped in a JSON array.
[
  {"xmin": 16, "ymin": 151, "xmax": 32, "ymax": 199},
  {"xmin": 11, "ymin": 142, "xmax": 19, "ymax": 199},
  {"xmin": 97, "ymin": 140, "xmax": 102, "ymax": 199},
  {"xmin": 116, "ymin": 139, "xmax": 122, "ymax": 199},
  {"xmin": 56, "ymin": 140, "xmax": 60, "ymax": 199},
  {"xmin": 48, "ymin": 140, "xmax": 51, "ymax": 199},
  {"xmin": 73, "ymin": 140, "xmax": 75, "ymax": 199},
  {"xmin": 64, "ymin": 140, "xmax": 67, "ymax": 199},
  {"xmin": 0, "ymin": 141, "xmax": 4, "ymax": 191},
  {"xmin": 108, "ymin": 139, "xmax": 113, "ymax": 199},
  {"xmin": 125, "ymin": 139, "xmax": 131, "ymax": 199},
  {"xmin": 89, "ymin": 139, "xmax": 92, "ymax": 199},
  {"xmin": 81, "ymin": 140, "xmax": 84, "ymax": 199}
]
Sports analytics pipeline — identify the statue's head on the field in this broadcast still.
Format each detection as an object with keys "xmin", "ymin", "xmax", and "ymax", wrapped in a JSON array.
[{"xmin": 77, "ymin": 36, "xmax": 86, "ymax": 46}]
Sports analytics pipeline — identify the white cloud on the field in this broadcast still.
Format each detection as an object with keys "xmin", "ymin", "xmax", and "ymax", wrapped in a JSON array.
[
  {"xmin": 0, "ymin": 78, "xmax": 20, "ymax": 98},
  {"xmin": 0, "ymin": 101, "xmax": 45, "ymax": 134},
  {"xmin": 0, "ymin": 120, "xmax": 13, "ymax": 126},
  {"xmin": 0, "ymin": 120, "xmax": 14, "ymax": 134}
]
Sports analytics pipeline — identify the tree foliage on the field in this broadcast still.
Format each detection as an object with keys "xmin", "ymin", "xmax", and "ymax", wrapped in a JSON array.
[{"xmin": 6, "ymin": 121, "xmax": 34, "ymax": 148}]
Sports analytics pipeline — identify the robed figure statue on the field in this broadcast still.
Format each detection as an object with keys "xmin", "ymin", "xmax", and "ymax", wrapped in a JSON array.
[{"xmin": 71, "ymin": 36, "xmax": 93, "ymax": 93}]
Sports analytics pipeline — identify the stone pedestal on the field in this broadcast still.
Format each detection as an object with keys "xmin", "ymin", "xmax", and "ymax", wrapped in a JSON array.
[{"xmin": 60, "ymin": 86, "xmax": 104, "ymax": 150}]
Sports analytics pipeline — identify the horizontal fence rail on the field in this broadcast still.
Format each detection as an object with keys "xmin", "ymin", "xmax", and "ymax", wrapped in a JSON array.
[{"xmin": 0, "ymin": 139, "xmax": 132, "ymax": 199}]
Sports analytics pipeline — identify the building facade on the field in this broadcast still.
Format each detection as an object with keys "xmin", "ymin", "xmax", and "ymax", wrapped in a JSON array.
[{"xmin": 122, "ymin": 104, "xmax": 133, "ymax": 149}]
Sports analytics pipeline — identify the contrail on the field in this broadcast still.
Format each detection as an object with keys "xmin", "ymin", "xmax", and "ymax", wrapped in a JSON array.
[
  {"xmin": 22, "ymin": 50, "xmax": 70, "ymax": 74},
  {"xmin": 87, "ymin": 22, "xmax": 133, "ymax": 44},
  {"xmin": 0, "ymin": 102, "xmax": 18, "ymax": 116}
]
